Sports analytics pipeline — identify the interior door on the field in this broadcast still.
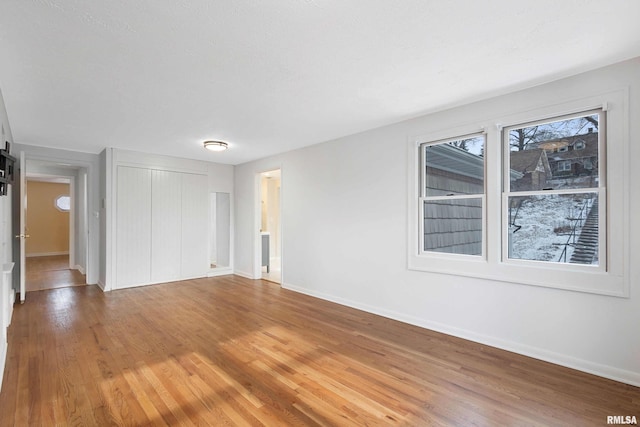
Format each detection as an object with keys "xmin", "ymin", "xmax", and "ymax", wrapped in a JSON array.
[{"xmin": 116, "ymin": 166, "xmax": 152, "ymax": 289}]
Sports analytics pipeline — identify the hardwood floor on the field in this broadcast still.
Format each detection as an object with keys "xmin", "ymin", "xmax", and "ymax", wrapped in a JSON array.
[
  {"xmin": 0, "ymin": 275, "xmax": 638, "ymax": 426},
  {"xmin": 25, "ymin": 255, "xmax": 86, "ymax": 292}
]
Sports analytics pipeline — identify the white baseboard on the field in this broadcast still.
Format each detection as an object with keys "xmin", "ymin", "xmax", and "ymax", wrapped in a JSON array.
[
  {"xmin": 26, "ymin": 251, "xmax": 69, "ymax": 258},
  {"xmin": 96, "ymin": 280, "xmax": 107, "ymax": 291},
  {"xmin": 207, "ymin": 269, "xmax": 233, "ymax": 278},
  {"xmin": 282, "ymin": 282, "xmax": 640, "ymax": 388},
  {"xmin": 233, "ymin": 270, "xmax": 255, "ymax": 279},
  {"xmin": 75, "ymin": 265, "xmax": 86, "ymax": 275}
]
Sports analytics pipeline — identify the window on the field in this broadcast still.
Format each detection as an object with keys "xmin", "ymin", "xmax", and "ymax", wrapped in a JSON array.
[
  {"xmin": 558, "ymin": 160, "xmax": 572, "ymax": 172},
  {"xmin": 584, "ymin": 158, "xmax": 593, "ymax": 170},
  {"xmin": 504, "ymin": 110, "xmax": 604, "ymax": 267},
  {"xmin": 55, "ymin": 195, "xmax": 70, "ymax": 211},
  {"xmin": 421, "ymin": 135, "xmax": 485, "ymax": 256},
  {"xmin": 408, "ymin": 89, "xmax": 629, "ymax": 297},
  {"xmin": 575, "ymin": 140, "xmax": 585, "ymax": 150}
]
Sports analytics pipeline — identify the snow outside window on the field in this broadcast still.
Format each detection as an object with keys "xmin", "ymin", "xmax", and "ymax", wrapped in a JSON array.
[
  {"xmin": 420, "ymin": 135, "xmax": 485, "ymax": 257},
  {"xmin": 503, "ymin": 110, "xmax": 604, "ymax": 267}
]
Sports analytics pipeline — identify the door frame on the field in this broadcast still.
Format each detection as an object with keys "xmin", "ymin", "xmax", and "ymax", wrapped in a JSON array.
[
  {"xmin": 18, "ymin": 152, "xmax": 25, "ymax": 302},
  {"xmin": 16, "ymin": 152, "xmax": 93, "ymax": 300},
  {"xmin": 254, "ymin": 168, "xmax": 283, "ymax": 283}
]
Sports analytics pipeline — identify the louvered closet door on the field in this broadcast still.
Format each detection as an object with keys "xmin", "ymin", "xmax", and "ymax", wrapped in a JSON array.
[
  {"xmin": 181, "ymin": 173, "xmax": 209, "ymax": 279},
  {"xmin": 116, "ymin": 166, "xmax": 152, "ymax": 288},
  {"xmin": 151, "ymin": 170, "xmax": 182, "ymax": 283}
]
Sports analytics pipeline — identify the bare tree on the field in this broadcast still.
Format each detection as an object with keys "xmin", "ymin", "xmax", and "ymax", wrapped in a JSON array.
[
  {"xmin": 583, "ymin": 115, "xmax": 598, "ymax": 130},
  {"xmin": 510, "ymin": 126, "xmax": 539, "ymax": 151},
  {"xmin": 449, "ymin": 138, "xmax": 473, "ymax": 151}
]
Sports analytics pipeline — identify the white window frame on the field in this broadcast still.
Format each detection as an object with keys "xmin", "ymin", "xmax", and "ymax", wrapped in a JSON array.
[
  {"xmin": 557, "ymin": 160, "xmax": 572, "ymax": 172},
  {"xmin": 419, "ymin": 133, "xmax": 486, "ymax": 258},
  {"xmin": 501, "ymin": 109, "xmax": 606, "ymax": 274},
  {"xmin": 407, "ymin": 89, "xmax": 629, "ymax": 297}
]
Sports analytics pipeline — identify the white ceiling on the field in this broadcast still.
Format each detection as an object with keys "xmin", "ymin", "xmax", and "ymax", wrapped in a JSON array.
[{"xmin": 0, "ymin": 1, "xmax": 639, "ymax": 165}]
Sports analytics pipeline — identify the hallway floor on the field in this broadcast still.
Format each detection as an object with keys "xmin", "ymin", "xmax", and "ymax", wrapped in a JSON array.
[{"xmin": 26, "ymin": 254, "xmax": 86, "ymax": 292}]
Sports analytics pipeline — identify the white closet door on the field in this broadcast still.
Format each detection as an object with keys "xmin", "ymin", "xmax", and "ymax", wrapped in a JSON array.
[
  {"xmin": 151, "ymin": 170, "xmax": 182, "ymax": 283},
  {"xmin": 116, "ymin": 166, "xmax": 152, "ymax": 288},
  {"xmin": 181, "ymin": 173, "xmax": 209, "ymax": 279}
]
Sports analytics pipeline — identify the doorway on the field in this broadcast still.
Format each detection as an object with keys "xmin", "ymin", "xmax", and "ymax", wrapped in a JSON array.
[
  {"xmin": 209, "ymin": 191, "xmax": 232, "ymax": 276},
  {"xmin": 259, "ymin": 169, "xmax": 281, "ymax": 283},
  {"xmin": 24, "ymin": 177, "xmax": 86, "ymax": 292},
  {"xmin": 13, "ymin": 153, "xmax": 93, "ymax": 302}
]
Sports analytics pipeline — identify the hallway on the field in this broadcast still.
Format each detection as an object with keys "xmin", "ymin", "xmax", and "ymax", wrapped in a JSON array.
[{"xmin": 26, "ymin": 255, "xmax": 85, "ymax": 292}]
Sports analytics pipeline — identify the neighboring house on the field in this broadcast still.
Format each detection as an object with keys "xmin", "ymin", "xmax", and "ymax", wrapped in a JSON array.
[
  {"xmin": 424, "ymin": 144, "xmax": 484, "ymax": 255},
  {"xmin": 509, "ymin": 148, "xmax": 551, "ymax": 191},
  {"xmin": 423, "ymin": 144, "xmax": 522, "ymax": 255},
  {"xmin": 527, "ymin": 130, "xmax": 598, "ymax": 179}
]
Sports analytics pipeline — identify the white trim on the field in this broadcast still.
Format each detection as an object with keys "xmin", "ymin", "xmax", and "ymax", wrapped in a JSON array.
[
  {"xmin": 233, "ymin": 270, "xmax": 255, "ymax": 280},
  {"xmin": 282, "ymin": 281, "xmax": 640, "ymax": 387},
  {"xmin": 75, "ymin": 265, "xmax": 86, "ymax": 275},
  {"xmin": 19, "ymin": 152, "xmax": 25, "ymax": 302},
  {"xmin": 206, "ymin": 268, "xmax": 233, "ymax": 278},
  {"xmin": 68, "ymin": 179, "xmax": 75, "ymax": 270}
]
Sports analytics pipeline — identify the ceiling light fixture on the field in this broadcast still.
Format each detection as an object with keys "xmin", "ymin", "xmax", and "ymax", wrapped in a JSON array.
[{"xmin": 203, "ymin": 140, "xmax": 228, "ymax": 151}]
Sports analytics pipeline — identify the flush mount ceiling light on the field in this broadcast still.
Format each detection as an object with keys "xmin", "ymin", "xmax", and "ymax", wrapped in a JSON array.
[{"xmin": 203, "ymin": 140, "xmax": 228, "ymax": 152}]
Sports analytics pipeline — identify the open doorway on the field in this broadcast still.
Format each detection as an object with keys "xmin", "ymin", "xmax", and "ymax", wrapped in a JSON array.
[
  {"xmin": 22, "ymin": 160, "xmax": 88, "ymax": 292},
  {"xmin": 24, "ymin": 178, "xmax": 84, "ymax": 292},
  {"xmin": 13, "ymin": 153, "xmax": 93, "ymax": 302},
  {"xmin": 260, "ymin": 169, "xmax": 281, "ymax": 283}
]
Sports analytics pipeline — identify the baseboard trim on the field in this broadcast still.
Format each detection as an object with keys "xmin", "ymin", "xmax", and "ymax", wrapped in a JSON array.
[
  {"xmin": 233, "ymin": 270, "xmax": 255, "ymax": 279},
  {"xmin": 207, "ymin": 269, "xmax": 233, "ymax": 278},
  {"xmin": 282, "ymin": 282, "xmax": 640, "ymax": 388},
  {"xmin": 75, "ymin": 265, "xmax": 86, "ymax": 275},
  {"xmin": 26, "ymin": 251, "xmax": 69, "ymax": 258}
]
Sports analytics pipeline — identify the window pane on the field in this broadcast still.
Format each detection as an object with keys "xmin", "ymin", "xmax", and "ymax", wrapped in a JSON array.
[
  {"xmin": 509, "ymin": 113, "xmax": 599, "ymax": 192},
  {"xmin": 424, "ymin": 198, "xmax": 482, "ymax": 255},
  {"xmin": 55, "ymin": 195, "xmax": 70, "ymax": 211},
  {"xmin": 508, "ymin": 193, "xmax": 598, "ymax": 265},
  {"xmin": 425, "ymin": 137, "xmax": 484, "ymax": 196}
]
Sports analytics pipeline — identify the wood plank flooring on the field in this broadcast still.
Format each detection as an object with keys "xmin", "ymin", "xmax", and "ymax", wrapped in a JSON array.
[
  {"xmin": 1, "ymin": 275, "xmax": 638, "ymax": 426},
  {"xmin": 26, "ymin": 255, "xmax": 86, "ymax": 292}
]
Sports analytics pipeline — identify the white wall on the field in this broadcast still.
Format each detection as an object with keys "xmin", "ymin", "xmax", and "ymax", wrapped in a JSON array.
[
  {"xmin": 0, "ymin": 87, "xmax": 15, "ymax": 391},
  {"xmin": 234, "ymin": 58, "xmax": 640, "ymax": 386}
]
